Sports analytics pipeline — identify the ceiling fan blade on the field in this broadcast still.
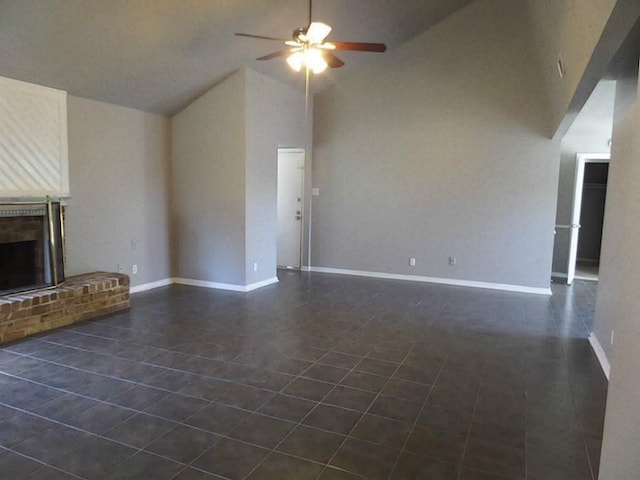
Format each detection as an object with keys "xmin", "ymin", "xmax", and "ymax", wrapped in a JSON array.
[
  {"xmin": 235, "ymin": 33, "xmax": 288, "ymax": 42},
  {"xmin": 256, "ymin": 49, "xmax": 291, "ymax": 61},
  {"xmin": 330, "ymin": 41, "xmax": 387, "ymax": 53},
  {"xmin": 323, "ymin": 52, "xmax": 345, "ymax": 68},
  {"xmin": 305, "ymin": 22, "xmax": 332, "ymax": 44}
]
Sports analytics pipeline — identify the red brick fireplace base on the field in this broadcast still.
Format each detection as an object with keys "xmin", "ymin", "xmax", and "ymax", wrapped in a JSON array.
[{"xmin": 0, "ymin": 272, "xmax": 130, "ymax": 344}]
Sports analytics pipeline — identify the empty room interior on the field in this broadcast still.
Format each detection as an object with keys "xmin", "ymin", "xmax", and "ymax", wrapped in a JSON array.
[{"xmin": 1, "ymin": 1, "xmax": 640, "ymax": 479}]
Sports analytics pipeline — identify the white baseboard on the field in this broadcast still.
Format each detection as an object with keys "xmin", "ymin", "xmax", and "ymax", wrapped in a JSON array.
[
  {"xmin": 173, "ymin": 276, "xmax": 279, "ymax": 293},
  {"xmin": 129, "ymin": 278, "xmax": 173, "ymax": 294},
  {"xmin": 301, "ymin": 266, "xmax": 311, "ymax": 272},
  {"xmin": 589, "ymin": 332, "xmax": 611, "ymax": 380},
  {"xmin": 307, "ymin": 266, "xmax": 552, "ymax": 295},
  {"xmin": 551, "ymin": 271, "xmax": 568, "ymax": 278}
]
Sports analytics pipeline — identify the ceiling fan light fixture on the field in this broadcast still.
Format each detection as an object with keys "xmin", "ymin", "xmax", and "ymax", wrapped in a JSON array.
[
  {"xmin": 306, "ymin": 48, "xmax": 328, "ymax": 73},
  {"xmin": 287, "ymin": 48, "xmax": 328, "ymax": 74},
  {"xmin": 286, "ymin": 51, "xmax": 305, "ymax": 72}
]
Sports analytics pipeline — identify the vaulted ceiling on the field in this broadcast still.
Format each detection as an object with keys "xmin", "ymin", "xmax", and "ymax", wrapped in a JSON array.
[{"xmin": 0, "ymin": 0, "xmax": 472, "ymax": 114}]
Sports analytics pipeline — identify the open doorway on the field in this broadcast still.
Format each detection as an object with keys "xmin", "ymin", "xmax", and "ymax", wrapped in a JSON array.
[
  {"xmin": 568, "ymin": 154, "xmax": 610, "ymax": 283},
  {"xmin": 551, "ymin": 81, "xmax": 616, "ymax": 284},
  {"xmin": 277, "ymin": 148, "xmax": 305, "ymax": 269}
]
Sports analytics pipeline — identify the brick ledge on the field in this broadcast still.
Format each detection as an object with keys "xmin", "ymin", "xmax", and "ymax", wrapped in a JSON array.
[{"xmin": 0, "ymin": 272, "xmax": 130, "ymax": 344}]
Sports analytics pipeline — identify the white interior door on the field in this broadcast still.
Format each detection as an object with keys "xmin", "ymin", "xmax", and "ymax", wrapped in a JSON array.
[
  {"xmin": 567, "ymin": 153, "xmax": 610, "ymax": 284},
  {"xmin": 277, "ymin": 148, "xmax": 304, "ymax": 268}
]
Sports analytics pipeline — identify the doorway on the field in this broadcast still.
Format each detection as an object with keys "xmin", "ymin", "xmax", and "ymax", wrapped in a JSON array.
[
  {"xmin": 277, "ymin": 148, "xmax": 305, "ymax": 269},
  {"xmin": 567, "ymin": 153, "xmax": 610, "ymax": 284}
]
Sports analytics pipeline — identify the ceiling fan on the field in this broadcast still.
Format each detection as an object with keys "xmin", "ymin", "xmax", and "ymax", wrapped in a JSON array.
[{"xmin": 235, "ymin": 0, "xmax": 387, "ymax": 74}]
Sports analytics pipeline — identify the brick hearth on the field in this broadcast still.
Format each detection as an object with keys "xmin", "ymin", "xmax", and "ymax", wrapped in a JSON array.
[{"xmin": 0, "ymin": 272, "xmax": 130, "ymax": 344}]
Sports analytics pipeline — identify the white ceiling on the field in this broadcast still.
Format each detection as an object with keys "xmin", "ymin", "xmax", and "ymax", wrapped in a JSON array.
[{"xmin": 0, "ymin": 0, "xmax": 472, "ymax": 115}]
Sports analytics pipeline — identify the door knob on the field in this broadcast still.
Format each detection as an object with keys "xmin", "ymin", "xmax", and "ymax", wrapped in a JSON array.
[{"xmin": 295, "ymin": 215, "xmax": 301, "ymax": 220}]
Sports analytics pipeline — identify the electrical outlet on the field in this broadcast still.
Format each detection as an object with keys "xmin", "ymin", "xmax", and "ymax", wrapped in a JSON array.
[
  {"xmin": 253, "ymin": 262, "xmax": 258, "ymax": 272},
  {"xmin": 117, "ymin": 264, "xmax": 125, "ymax": 273},
  {"xmin": 409, "ymin": 258, "xmax": 416, "ymax": 267},
  {"xmin": 132, "ymin": 264, "xmax": 138, "ymax": 275},
  {"xmin": 449, "ymin": 256, "xmax": 456, "ymax": 266}
]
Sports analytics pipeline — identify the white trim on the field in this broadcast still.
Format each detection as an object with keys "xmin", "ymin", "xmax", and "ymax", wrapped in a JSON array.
[
  {"xmin": 307, "ymin": 267, "xmax": 552, "ymax": 295},
  {"xmin": 173, "ymin": 276, "xmax": 279, "ymax": 292},
  {"xmin": 300, "ymin": 266, "xmax": 311, "ymax": 272},
  {"xmin": 245, "ymin": 277, "xmax": 279, "ymax": 292},
  {"xmin": 589, "ymin": 332, "xmax": 611, "ymax": 380},
  {"xmin": 129, "ymin": 278, "xmax": 173, "ymax": 294}
]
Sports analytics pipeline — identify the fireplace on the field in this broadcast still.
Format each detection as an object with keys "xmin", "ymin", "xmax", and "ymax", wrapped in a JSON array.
[
  {"xmin": 0, "ymin": 241, "xmax": 38, "ymax": 290},
  {"xmin": 0, "ymin": 202, "xmax": 65, "ymax": 296}
]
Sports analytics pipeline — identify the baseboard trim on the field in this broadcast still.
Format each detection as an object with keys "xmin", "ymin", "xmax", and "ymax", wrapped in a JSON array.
[
  {"xmin": 130, "ymin": 278, "xmax": 173, "ymax": 294},
  {"xmin": 551, "ymin": 271, "xmax": 568, "ymax": 278},
  {"xmin": 307, "ymin": 266, "xmax": 552, "ymax": 295},
  {"xmin": 300, "ymin": 266, "xmax": 311, "ymax": 272},
  {"xmin": 173, "ymin": 276, "xmax": 279, "ymax": 293},
  {"xmin": 589, "ymin": 332, "xmax": 611, "ymax": 380}
]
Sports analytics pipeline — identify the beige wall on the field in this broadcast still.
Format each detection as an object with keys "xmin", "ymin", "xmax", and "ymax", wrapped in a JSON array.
[
  {"xmin": 244, "ymin": 69, "xmax": 309, "ymax": 284},
  {"xmin": 171, "ymin": 70, "xmax": 247, "ymax": 285},
  {"xmin": 65, "ymin": 95, "xmax": 171, "ymax": 287},
  {"xmin": 596, "ymin": 59, "xmax": 640, "ymax": 479},
  {"xmin": 311, "ymin": 0, "xmax": 559, "ymax": 290}
]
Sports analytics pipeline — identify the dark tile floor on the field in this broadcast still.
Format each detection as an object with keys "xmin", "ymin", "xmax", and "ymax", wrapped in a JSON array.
[{"xmin": 0, "ymin": 271, "xmax": 606, "ymax": 479}]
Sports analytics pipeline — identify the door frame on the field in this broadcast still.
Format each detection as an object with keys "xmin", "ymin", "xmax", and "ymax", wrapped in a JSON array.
[
  {"xmin": 277, "ymin": 147, "xmax": 305, "ymax": 269},
  {"xmin": 566, "ymin": 152, "xmax": 610, "ymax": 284}
]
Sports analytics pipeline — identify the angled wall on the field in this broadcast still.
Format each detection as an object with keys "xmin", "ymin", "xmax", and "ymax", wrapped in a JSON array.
[
  {"xmin": 171, "ymin": 70, "xmax": 247, "ymax": 286},
  {"xmin": 171, "ymin": 69, "xmax": 308, "ymax": 289}
]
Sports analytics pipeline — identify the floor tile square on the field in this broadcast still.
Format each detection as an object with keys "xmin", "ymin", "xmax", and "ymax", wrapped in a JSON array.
[
  {"xmin": 303, "ymin": 404, "xmax": 362, "ymax": 435},
  {"xmin": 228, "ymin": 413, "xmax": 296, "ymax": 448},
  {"xmin": 49, "ymin": 436, "xmax": 137, "ymax": 478},
  {"xmin": 340, "ymin": 371, "xmax": 388, "ymax": 393},
  {"xmin": 103, "ymin": 451, "xmax": 183, "ymax": 479},
  {"xmin": 144, "ymin": 393, "xmax": 210, "ymax": 422},
  {"xmin": 282, "ymin": 377, "xmax": 334, "ymax": 401},
  {"xmin": 277, "ymin": 425, "xmax": 345, "ymax": 463},
  {"xmin": 323, "ymin": 385, "xmax": 376, "ymax": 412},
  {"xmin": 368, "ymin": 395, "xmax": 422, "ymax": 423},
  {"xmin": 246, "ymin": 452, "xmax": 324, "ymax": 480},
  {"xmin": 192, "ymin": 438, "xmax": 269, "ymax": 479},
  {"xmin": 330, "ymin": 437, "xmax": 399, "ymax": 480},
  {"xmin": 145, "ymin": 424, "xmax": 220, "ymax": 463},
  {"xmin": 462, "ymin": 438, "xmax": 525, "ymax": 479},
  {"xmin": 257, "ymin": 394, "xmax": 317, "ymax": 422},
  {"xmin": 303, "ymin": 364, "xmax": 351, "ymax": 384},
  {"xmin": 390, "ymin": 451, "xmax": 459, "ymax": 480},
  {"xmin": 184, "ymin": 402, "xmax": 250, "ymax": 434},
  {"xmin": 104, "ymin": 412, "xmax": 177, "ymax": 448},
  {"xmin": 350, "ymin": 414, "xmax": 412, "ymax": 449},
  {"xmin": 405, "ymin": 425, "xmax": 467, "ymax": 463}
]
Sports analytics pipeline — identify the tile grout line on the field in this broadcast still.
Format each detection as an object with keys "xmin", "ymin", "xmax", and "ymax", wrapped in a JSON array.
[
  {"xmin": 385, "ymin": 346, "xmax": 451, "ymax": 480},
  {"xmin": 314, "ymin": 341, "xmax": 417, "ymax": 480}
]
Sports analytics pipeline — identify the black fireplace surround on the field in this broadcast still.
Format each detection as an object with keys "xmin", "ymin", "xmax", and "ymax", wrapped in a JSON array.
[{"xmin": 0, "ymin": 201, "xmax": 65, "ymax": 296}]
